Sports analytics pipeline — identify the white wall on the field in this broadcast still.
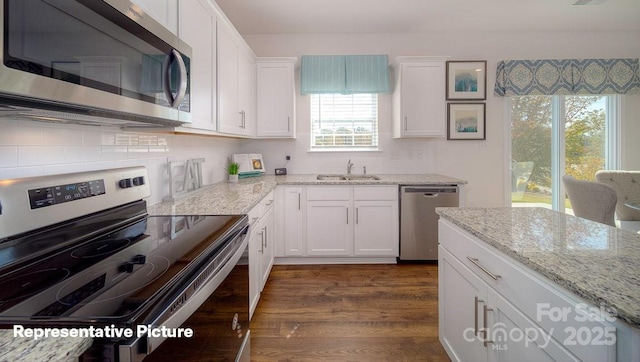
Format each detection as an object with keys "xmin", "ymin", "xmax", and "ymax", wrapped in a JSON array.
[
  {"xmin": 241, "ymin": 30, "xmax": 640, "ymax": 207},
  {"xmin": 0, "ymin": 119, "xmax": 241, "ymax": 205}
]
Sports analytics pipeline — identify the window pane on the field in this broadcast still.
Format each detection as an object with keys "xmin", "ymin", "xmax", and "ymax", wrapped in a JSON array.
[
  {"xmin": 310, "ymin": 93, "xmax": 378, "ymax": 149},
  {"xmin": 511, "ymin": 96, "xmax": 553, "ymax": 207}
]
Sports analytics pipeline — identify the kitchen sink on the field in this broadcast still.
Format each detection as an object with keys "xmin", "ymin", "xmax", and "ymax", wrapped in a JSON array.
[
  {"xmin": 316, "ymin": 174, "xmax": 381, "ymax": 181},
  {"xmin": 345, "ymin": 175, "xmax": 381, "ymax": 180},
  {"xmin": 316, "ymin": 174, "xmax": 349, "ymax": 181}
]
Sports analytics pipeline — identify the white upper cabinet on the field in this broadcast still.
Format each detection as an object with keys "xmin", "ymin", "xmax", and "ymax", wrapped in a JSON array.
[
  {"xmin": 217, "ymin": 19, "xmax": 256, "ymax": 137},
  {"xmin": 130, "ymin": 0, "xmax": 178, "ymax": 35},
  {"xmin": 392, "ymin": 56, "xmax": 448, "ymax": 138},
  {"xmin": 178, "ymin": 0, "xmax": 216, "ymax": 131},
  {"xmin": 256, "ymin": 58, "xmax": 297, "ymax": 138}
]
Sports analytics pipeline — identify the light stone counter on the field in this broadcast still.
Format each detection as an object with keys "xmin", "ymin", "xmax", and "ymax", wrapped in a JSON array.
[
  {"xmin": 0, "ymin": 329, "xmax": 93, "ymax": 362},
  {"xmin": 148, "ymin": 173, "xmax": 466, "ymax": 215},
  {"xmin": 436, "ymin": 207, "xmax": 640, "ymax": 328}
]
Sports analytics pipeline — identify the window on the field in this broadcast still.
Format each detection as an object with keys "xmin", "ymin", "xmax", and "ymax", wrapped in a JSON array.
[
  {"xmin": 310, "ymin": 93, "xmax": 378, "ymax": 150},
  {"xmin": 510, "ymin": 95, "xmax": 619, "ymax": 212}
]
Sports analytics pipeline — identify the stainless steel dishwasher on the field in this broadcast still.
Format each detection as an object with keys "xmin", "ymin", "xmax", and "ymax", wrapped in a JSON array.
[{"xmin": 399, "ymin": 185, "xmax": 459, "ymax": 261}]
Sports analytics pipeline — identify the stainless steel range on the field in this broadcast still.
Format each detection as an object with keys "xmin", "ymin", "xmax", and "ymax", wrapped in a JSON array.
[{"xmin": 0, "ymin": 167, "xmax": 250, "ymax": 361}]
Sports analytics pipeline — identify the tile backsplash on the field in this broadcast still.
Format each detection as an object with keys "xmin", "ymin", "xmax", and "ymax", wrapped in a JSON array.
[{"xmin": 0, "ymin": 119, "xmax": 241, "ymax": 205}]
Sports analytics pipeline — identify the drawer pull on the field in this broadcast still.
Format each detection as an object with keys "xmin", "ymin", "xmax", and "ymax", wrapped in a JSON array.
[
  {"xmin": 474, "ymin": 296, "xmax": 483, "ymax": 337},
  {"xmin": 483, "ymin": 305, "xmax": 495, "ymax": 347},
  {"xmin": 467, "ymin": 257, "xmax": 502, "ymax": 280}
]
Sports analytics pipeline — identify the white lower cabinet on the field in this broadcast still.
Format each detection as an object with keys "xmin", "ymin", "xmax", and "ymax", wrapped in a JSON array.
[
  {"xmin": 306, "ymin": 199, "xmax": 353, "ymax": 256},
  {"xmin": 439, "ymin": 219, "xmax": 617, "ymax": 362},
  {"xmin": 276, "ymin": 185, "xmax": 398, "ymax": 260},
  {"xmin": 249, "ymin": 191, "xmax": 274, "ymax": 318}
]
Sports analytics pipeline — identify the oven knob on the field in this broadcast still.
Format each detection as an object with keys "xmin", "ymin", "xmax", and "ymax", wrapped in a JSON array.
[
  {"xmin": 132, "ymin": 176, "xmax": 146, "ymax": 186},
  {"xmin": 119, "ymin": 262, "xmax": 134, "ymax": 273},
  {"xmin": 131, "ymin": 254, "xmax": 146, "ymax": 264},
  {"xmin": 119, "ymin": 178, "xmax": 133, "ymax": 188}
]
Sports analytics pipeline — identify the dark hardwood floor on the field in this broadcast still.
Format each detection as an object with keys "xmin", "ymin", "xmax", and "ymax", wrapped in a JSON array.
[
  {"xmin": 147, "ymin": 263, "xmax": 450, "ymax": 361},
  {"xmin": 251, "ymin": 264, "xmax": 450, "ymax": 361}
]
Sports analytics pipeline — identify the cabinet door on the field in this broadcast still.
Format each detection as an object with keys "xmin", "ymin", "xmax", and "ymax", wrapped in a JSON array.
[
  {"xmin": 396, "ymin": 60, "xmax": 445, "ymax": 137},
  {"xmin": 259, "ymin": 204, "xmax": 274, "ymax": 291},
  {"xmin": 306, "ymin": 200, "xmax": 352, "ymax": 256},
  {"xmin": 131, "ymin": 0, "xmax": 178, "ymax": 35},
  {"xmin": 178, "ymin": 0, "xmax": 215, "ymax": 131},
  {"xmin": 217, "ymin": 21, "xmax": 240, "ymax": 134},
  {"xmin": 248, "ymin": 211, "xmax": 262, "ymax": 319},
  {"xmin": 281, "ymin": 186, "xmax": 305, "ymax": 256},
  {"xmin": 237, "ymin": 48, "xmax": 256, "ymax": 136},
  {"xmin": 354, "ymin": 200, "xmax": 398, "ymax": 256},
  {"xmin": 487, "ymin": 292, "xmax": 579, "ymax": 362},
  {"xmin": 256, "ymin": 61, "xmax": 295, "ymax": 138},
  {"xmin": 439, "ymin": 245, "xmax": 488, "ymax": 362}
]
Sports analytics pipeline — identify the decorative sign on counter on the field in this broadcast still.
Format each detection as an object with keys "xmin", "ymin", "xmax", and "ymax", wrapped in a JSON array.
[{"xmin": 165, "ymin": 158, "xmax": 205, "ymax": 201}]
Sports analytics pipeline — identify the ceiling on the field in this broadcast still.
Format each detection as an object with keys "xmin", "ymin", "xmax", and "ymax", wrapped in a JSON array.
[{"xmin": 214, "ymin": 0, "xmax": 640, "ymax": 35}]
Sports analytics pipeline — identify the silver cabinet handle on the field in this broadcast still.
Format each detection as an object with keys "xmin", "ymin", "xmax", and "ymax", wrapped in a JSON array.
[
  {"xmin": 298, "ymin": 193, "xmax": 301, "ymax": 210},
  {"xmin": 483, "ymin": 305, "xmax": 494, "ymax": 347},
  {"xmin": 404, "ymin": 116, "xmax": 408, "ymax": 131},
  {"xmin": 258, "ymin": 230, "xmax": 264, "ymax": 254},
  {"xmin": 265, "ymin": 200, "xmax": 274, "ymax": 207},
  {"xmin": 239, "ymin": 111, "xmax": 246, "ymax": 128},
  {"xmin": 263, "ymin": 226, "xmax": 267, "ymax": 249},
  {"xmin": 356, "ymin": 207, "xmax": 359, "ymax": 224},
  {"xmin": 287, "ymin": 116, "xmax": 291, "ymax": 132},
  {"xmin": 467, "ymin": 257, "xmax": 502, "ymax": 280},
  {"xmin": 474, "ymin": 296, "xmax": 482, "ymax": 336},
  {"xmin": 346, "ymin": 207, "xmax": 349, "ymax": 224}
]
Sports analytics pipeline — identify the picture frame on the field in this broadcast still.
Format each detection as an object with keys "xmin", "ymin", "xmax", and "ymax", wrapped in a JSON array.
[
  {"xmin": 446, "ymin": 60, "xmax": 487, "ymax": 100},
  {"xmin": 447, "ymin": 103, "xmax": 486, "ymax": 140}
]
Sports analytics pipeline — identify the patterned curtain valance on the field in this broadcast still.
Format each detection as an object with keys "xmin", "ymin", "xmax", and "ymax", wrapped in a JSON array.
[
  {"xmin": 494, "ymin": 58, "xmax": 640, "ymax": 96},
  {"xmin": 301, "ymin": 55, "xmax": 391, "ymax": 95}
]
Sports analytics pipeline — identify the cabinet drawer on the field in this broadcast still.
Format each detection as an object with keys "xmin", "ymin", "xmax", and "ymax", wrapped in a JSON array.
[
  {"xmin": 439, "ymin": 219, "xmax": 616, "ymax": 362},
  {"xmin": 306, "ymin": 186, "xmax": 351, "ymax": 201},
  {"xmin": 353, "ymin": 185, "xmax": 398, "ymax": 201}
]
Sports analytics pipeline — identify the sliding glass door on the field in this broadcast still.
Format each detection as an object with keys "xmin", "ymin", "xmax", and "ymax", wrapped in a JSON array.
[{"xmin": 510, "ymin": 95, "xmax": 619, "ymax": 212}]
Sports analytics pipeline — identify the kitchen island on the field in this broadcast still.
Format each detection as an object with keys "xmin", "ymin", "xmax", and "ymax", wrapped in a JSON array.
[{"xmin": 437, "ymin": 207, "xmax": 640, "ymax": 361}]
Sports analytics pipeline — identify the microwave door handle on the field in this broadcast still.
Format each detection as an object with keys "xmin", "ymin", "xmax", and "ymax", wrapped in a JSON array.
[
  {"xmin": 163, "ymin": 49, "xmax": 188, "ymax": 108},
  {"xmin": 172, "ymin": 49, "xmax": 188, "ymax": 108}
]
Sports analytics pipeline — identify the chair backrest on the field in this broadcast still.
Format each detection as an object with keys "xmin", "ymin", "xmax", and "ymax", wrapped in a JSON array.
[
  {"xmin": 595, "ymin": 170, "xmax": 640, "ymax": 221},
  {"xmin": 562, "ymin": 175, "xmax": 617, "ymax": 226}
]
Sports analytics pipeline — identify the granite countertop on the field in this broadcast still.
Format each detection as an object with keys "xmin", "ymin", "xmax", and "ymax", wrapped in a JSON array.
[
  {"xmin": 149, "ymin": 173, "xmax": 466, "ymax": 215},
  {"xmin": 0, "ymin": 330, "xmax": 93, "ymax": 362},
  {"xmin": 436, "ymin": 207, "xmax": 640, "ymax": 328}
]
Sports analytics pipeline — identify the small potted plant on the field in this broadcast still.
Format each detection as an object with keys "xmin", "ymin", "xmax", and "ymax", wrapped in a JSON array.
[{"xmin": 227, "ymin": 162, "xmax": 239, "ymax": 183}]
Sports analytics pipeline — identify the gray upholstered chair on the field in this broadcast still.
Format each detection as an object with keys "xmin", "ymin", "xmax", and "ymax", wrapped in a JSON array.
[
  {"xmin": 595, "ymin": 170, "xmax": 640, "ymax": 232},
  {"xmin": 562, "ymin": 175, "xmax": 617, "ymax": 226}
]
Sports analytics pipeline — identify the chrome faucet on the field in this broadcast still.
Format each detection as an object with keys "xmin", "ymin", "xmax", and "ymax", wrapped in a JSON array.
[{"xmin": 347, "ymin": 159, "xmax": 354, "ymax": 175}]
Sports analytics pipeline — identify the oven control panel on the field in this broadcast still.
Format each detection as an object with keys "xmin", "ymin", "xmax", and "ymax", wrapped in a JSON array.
[{"xmin": 28, "ymin": 179, "xmax": 106, "ymax": 209}]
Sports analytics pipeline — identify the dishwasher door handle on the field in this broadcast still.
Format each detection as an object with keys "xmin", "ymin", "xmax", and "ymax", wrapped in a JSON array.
[{"xmin": 422, "ymin": 193, "xmax": 439, "ymax": 198}]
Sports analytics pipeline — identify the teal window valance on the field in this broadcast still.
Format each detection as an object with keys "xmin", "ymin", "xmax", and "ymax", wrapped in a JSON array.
[
  {"xmin": 494, "ymin": 58, "xmax": 640, "ymax": 96},
  {"xmin": 301, "ymin": 55, "xmax": 391, "ymax": 95}
]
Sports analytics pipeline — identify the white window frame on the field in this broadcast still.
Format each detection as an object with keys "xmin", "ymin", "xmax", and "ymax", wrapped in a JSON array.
[{"xmin": 309, "ymin": 93, "xmax": 379, "ymax": 152}]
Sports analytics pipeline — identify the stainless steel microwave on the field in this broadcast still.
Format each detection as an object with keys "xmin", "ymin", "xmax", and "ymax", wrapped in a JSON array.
[{"xmin": 0, "ymin": 0, "xmax": 191, "ymax": 128}]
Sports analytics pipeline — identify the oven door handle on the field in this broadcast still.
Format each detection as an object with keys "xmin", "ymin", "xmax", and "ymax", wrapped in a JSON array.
[{"xmin": 118, "ymin": 225, "xmax": 249, "ymax": 362}]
